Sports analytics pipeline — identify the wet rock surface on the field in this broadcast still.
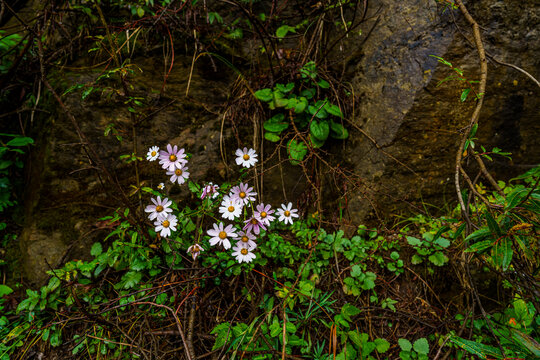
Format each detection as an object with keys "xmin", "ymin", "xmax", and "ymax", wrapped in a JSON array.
[{"xmin": 15, "ymin": 0, "xmax": 540, "ymax": 283}]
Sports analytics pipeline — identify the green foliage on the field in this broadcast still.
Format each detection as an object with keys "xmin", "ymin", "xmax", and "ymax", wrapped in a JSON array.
[
  {"xmin": 255, "ymin": 61, "xmax": 348, "ymax": 164},
  {"xmin": 430, "ymin": 55, "xmax": 482, "ymax": 101}
]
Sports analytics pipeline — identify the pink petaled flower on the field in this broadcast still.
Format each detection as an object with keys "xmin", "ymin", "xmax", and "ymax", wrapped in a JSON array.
[
  {"xmin": 207, "ymin": 222, "xmax": 237, "ymax": 250},
  {"xmin": 166, "ymin": 166, "xmax": 190, "ymax": 185},
  {"xmin": 243, "ymin": 216, "xmax": 266, "ymax": 235},
  {"xmin": 277, "ymin": 202, "xmax": 299, "ymax": 225},
  {"xmin": 144, "ymin": 196, "xmax": 173, "ymax": 221},
  {"xmin": 232, "ymin": 244, "xmax": 256, "ymax": 263},
  {"xmin": 200, "ymin": 182, "xmax": 219, "ymax": 200},
  {"xmin": 229, "ymin": 183, "xmax": 257, "ymax": 205},
  {"xmin": 187, "ymin": 244, "xmax": 204, "ymax": 260},
  {"xmin": 158, "ymin": 144, "xmax": 187, "ymax": 172},
  {"xmin": 235, "ymin": 230, "xmax": 257, "ymax": 251},
  {"xmin": 254, "ymin": 203, "xmax": 275, "ymax": 226}
]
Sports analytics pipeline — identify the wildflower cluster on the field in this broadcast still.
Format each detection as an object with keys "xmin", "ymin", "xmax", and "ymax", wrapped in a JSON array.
[{"xmin": 144, "ymin": 144, "xmax": 298, "ymax": 264}]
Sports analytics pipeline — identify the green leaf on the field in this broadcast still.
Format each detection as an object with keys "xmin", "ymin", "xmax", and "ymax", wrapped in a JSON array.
[
  {"xmin": 449, "ymin": 336, "xmax": 502, "ymax": 359},
  {"xmin": 348, "ymin": 331, "xmax": 365, "ymax": 348},
  {"xmin": 350, "ymin": 264, "xmax": 362, "ymax": 277},
  {"xmin": 465, "ymin": 228, "xmax": 491, "ymax": 243},
  {"xmin": 492, "ymin": 238, "xmax": 512, "ymax": 271},
  {"xmin": 465, "ymin": 240, "xmax": 493, "ymax": 253},
  {"xmin": 91, "ymin": 242, "xmax": 103, "ymax": 257},
  {"xmin": 121, "ymin": 271, "xmax": 142, "ymax": 289},
  {"xmin": 264, "ymin": 132, "xmax": 281, "ymax": 142},
  {"xmin": 428, "ymin": 252, "xmax": 448, "ymax": 266},
  {"xmin": 6, "ymin": 137, "xmax": 34, "ymax": 147},
  {"xmin": 485, "ymin": 212, "xmax": 502, "ymax": 237},
  {"xmin": 506, "ymin": 187, "xmax": 528, "ymax": 210},
  {"xmin": 434, "ymin": 237, "xmax": 450, "ymax": 248},
  {"xmin": 276, "ymin": 25, "xmax": 296, "ymax": 39},
  {"xmin": 398, "ymin": 338, "xmax": 412, "ymax": 351},
  {"xmin": 406, "ymin": 236, "xmax": 422, "ymax": 246},
  {"xmin": 285, "ymin": 322, "xmax": 296, "ymax": 334},
  {"xmin": 413, "ymin": 338, "xmax": 429, "ymax": 354},
  {"xmin": 342, "ymin": 303, "xmax": 362, "ymax": 317},
  {"xmin": 330, "ymin": 120, "xmax": 349, "ymax": 139},
  {"xmin": 309, "ymin": 134, "xmax": 325, "ymax": 148},
  {"xmin": 374, "ymin": 338, "xmax": 390, "ymax": 353},
  {"xmin": 461, "ymin": 88, "xmax": 471, "ymax": 102},
  {"xmin": 510, "ymin": 328, "xmax": 540, "ymax": 356},
  {"xmin": 300, "ymin": 88, "xmax": 316, "ymax": 99},
  {"xmin": 254, "ymin": 88, "xmax": 272, "ymax": 102},
  {"xmin": 411, "ymin": 254, "xmax": 423, "ymax": 264},
  {"xmin": 325, "ymin": 103, "xmax": 343, "ymax": 117},
  {"xmin": 264, "ymin": 113, "xmax": 289, "ymax": 133},
  {"xmin": 310, "ymin": 120, "xmax": 329, "ymax": 141},
  {"xmin": 308, "ymin": 102, "xmax": 329, "ymax": 119},
  {"xmin": 317, "ymin": 79, "xmax": 330, "ymax": 88},
  {"xmin": 287, "ymin": 139, "xmax": 307, "ymax": 165},
  {"xmin": 275, "ymin": 83, "xmax": 294, "ymax": 93},
  {"xmin": 0, "ymin": 284, "xmax": 13, "ymax": 297},
  {"xmin": 294, "ymin": 97, "xmax": 308, "ymax": 113}
]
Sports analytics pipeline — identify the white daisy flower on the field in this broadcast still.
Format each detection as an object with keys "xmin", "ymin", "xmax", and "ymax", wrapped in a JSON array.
[
  {"xmin": 235, "ymin": 230, "xmax": 257, "ymax": 250},
  {"xmin": 232, "ymin": 244, "xmax": 256, "ymax": 263},
  {"xmin": 254, "ymin": 203, "xmax": 275, "ymax": 226},
  {"xmin": 187, "ymin": 244, "xmax": 204, "ymax": 260},
  {"xmin": 146, "ymin": 146, "xmax": 160, "ymax": 161},
  {"xmin": 235, "ymin": 147, "xmax": 258, "ymax": 168},
  {"xmin": 159, "ymin": 144, "xmax": 187, "ymax": 172},
  {"xmin": 157, "ymin": 183, "xmax": 165, "ymax": 190},
  {"xmin": 154, "ymin": 213, "xmax": 177, "ymax": 238},
  {"xmin": 201, "ymin": 182, "xmax": 219, "ymax": 200},
  {"xmin": 230, "ymin": 183, "xmax": 257, "ymax": 205},
  {"xmin": 219, "ymin": 195, "xmax": 243, "ymax": 220},
  {"xmin": 167, "ymin": 166, "xmax": 190, "ymax": 185},
  {"xmin": 277, "ymin": 202, "xmax": 299, "ymax": 225},
  {"xmin": 145, "ymin": 196, "xmax": 173, "ymax": 220},
  {"xmin": 207, "ymin": 223, "xmax": 237, "ymax": 249}
]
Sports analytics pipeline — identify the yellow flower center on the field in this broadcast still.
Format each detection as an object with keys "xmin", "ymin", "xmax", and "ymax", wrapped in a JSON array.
[
  {"xmin": 228, "ymin": 205, "xmax": 235, "ymax": 212},
  {"xmin": 151, "ymin": 151, "xmax": 156, "ymax": 156},
  {"xmin": 260, "ymin": 211, "xmax": 267, "ymax": 218},
  {"xmin": 162, "ymin": 220, "xmax": 170, "ymax": 228},
  {"xmin": 192, "ymin": 245, "xmax": 200, "ymax": 252},
  {"xmin": 250, "ymin": 218, "xmax": 258, "ymax": 225},
  {"xmin": 169, "ymin": 154, "xmax": 177, "ymax": 162},
  {"xmin": 219, "ymin": 231, "xmax": 227, "ymax": 239},
  {"xmin": 239, "ymin": 192, "xmax": 246, "ymax": 198},
  {"xmin": 240, "ymin": 248, "xmax": 248, "ymax": 255},
  {"xmin": 241, "ymin": 236, "xmax": 249, "ymax": 242},
  {"xmin": 156, "ymin": 205, "xmax": 164, "ymax": 212},
  {"xmin": 175, "ymin": 169, "xmax": 183, "ymax": 176},
  {"xmin": 243, "ymin": 154, "xmax": 250, "ymax": 160},
  {"xmin": 284, "ymin": 210, "xmax": 291, "ymax": 217}
]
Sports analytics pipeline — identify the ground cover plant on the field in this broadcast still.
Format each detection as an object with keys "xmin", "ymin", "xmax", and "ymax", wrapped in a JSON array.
[{"xmin": 0, "ymin": 0, "xmax": 539, "ymax": 359}]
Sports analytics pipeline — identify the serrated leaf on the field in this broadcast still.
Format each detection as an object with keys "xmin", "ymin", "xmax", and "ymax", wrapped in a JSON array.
[
  {"xmin": 428, "ymin": 252, "xmax": 448, "ymax": 266},
  {"xmin": 411, "ymin": 254, "xmax": 423, "ymax": 264},
  {"xmin": 374, "ymin": 338, "xmax": 390, "ymax": 353},
  {"xmin": 413, "ymin": 338, "xmax": 429, "ymax": 354},
  {"xmin": 406, "ymin": 236, "xmax": 422, "ymax": 246},
  {"xmin": 398, "ymin": 338, "xmax": 412, "ymax": 351}
]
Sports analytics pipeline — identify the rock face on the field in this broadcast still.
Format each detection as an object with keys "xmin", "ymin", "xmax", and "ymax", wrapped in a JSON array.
[
  {"xmin": 16, "ymin": 0, "xmax": 539, "ymax": 282},
  {"xmin": 344, "ymin": 0, "xmax": 539, "ymax": 221}
]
